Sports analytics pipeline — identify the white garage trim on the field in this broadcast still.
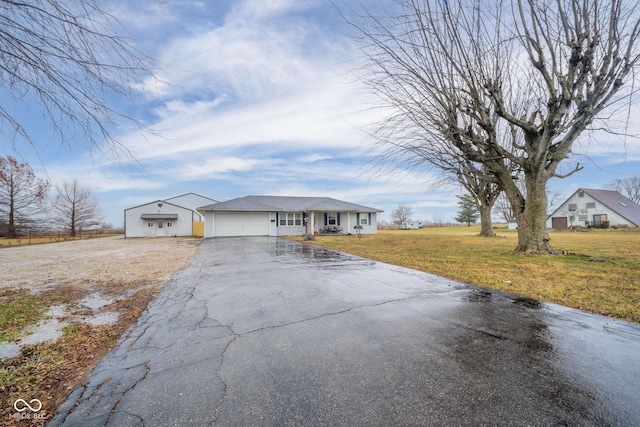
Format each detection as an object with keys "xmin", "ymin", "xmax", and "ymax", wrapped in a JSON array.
[{"xmin": 213, "ymin": 212, "xmax": 270, "ymax": 237}]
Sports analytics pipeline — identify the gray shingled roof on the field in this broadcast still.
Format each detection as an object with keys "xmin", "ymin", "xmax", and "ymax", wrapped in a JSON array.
[
  {"xmin": 581, "ymin": 189, "xmax": 640, "ymax": 226},
  {"xmin": 198, "ymin": 196, "xmax": 383, "ymax": 213}
]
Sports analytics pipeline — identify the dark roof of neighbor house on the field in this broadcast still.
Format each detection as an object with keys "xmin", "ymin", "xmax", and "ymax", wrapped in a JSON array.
[
  {"xmin": 198, "ymin": 196, "xmax": 383, "ymax": 213},
  {"xmin": 551, "ymin": 188, "xmax": 640, "ymax": 226}
]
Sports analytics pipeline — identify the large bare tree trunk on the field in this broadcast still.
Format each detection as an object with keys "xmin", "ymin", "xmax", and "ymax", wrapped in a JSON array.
[
  {"xmin": 514, "ymin": 175, "xmax": 551, "ymax": 253},
  {"xmin": 478, "ymin": 203, "xmax": 495, "ymax": 237}
]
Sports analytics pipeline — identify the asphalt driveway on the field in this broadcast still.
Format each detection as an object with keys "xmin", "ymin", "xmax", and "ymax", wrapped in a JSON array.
[{"xmin": 51, "ymin": 237, "xmax": 640, "ymax": 426}]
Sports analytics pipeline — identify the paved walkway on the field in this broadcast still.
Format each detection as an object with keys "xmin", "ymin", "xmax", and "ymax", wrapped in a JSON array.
[{"xmin": 51, "ymin": 237, "xmax": 640, "ymax": 426}]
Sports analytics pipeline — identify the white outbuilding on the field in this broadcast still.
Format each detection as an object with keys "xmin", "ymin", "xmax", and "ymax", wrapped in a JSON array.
[{"xmin": 124, "ymin": 193, "xmax": 217, "ymax": 238}]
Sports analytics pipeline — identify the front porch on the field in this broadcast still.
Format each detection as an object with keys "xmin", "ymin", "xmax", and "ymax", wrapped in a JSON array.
[{"xmin": 318, "ymin": 225, "xmax": 344, "ymax": 234}]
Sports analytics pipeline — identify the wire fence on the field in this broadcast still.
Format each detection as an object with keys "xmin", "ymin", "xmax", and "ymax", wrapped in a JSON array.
[{"xmin": 0, "ymin": 229, "xmax": 123, "ymax": 247}]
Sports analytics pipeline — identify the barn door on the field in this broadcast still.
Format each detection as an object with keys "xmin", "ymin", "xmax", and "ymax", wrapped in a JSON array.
[{"xmin": 156, "ymin": 220, "xmax": 165, "ymax": 236}]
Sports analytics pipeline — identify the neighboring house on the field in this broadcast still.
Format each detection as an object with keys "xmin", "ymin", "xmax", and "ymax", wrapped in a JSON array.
[
  {"xmin": 124, "ymin": 193, "xmax": 218, "ymax": 238},
  {"xmin": 198, "ymin": 195, "xmax": 383, "ymax": 238},
  {"xmin": 546, "ymin": 188, "xmax": 640, "ymax": 229}
]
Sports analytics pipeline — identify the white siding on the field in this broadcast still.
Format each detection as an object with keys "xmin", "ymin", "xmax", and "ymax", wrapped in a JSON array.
[
  {"xmin": 165, "ymin": 193, "xmax": 216, "ymax": 219},
  {"xmin": 350, "ymin": 212, "xmax": 377, "ymax": 234},
  {"xmin": 547, "ymin": 192, "xmax": 635, "ymax": 228},
  {"xmin": 124, "ymin": 202, "xmax": 195, "ymax": 238}
]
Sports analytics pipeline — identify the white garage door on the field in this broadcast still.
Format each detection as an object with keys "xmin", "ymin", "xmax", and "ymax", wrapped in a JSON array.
[{"xmin": 214, "ymin": 212, "xmax": 270, "ymax": 237}]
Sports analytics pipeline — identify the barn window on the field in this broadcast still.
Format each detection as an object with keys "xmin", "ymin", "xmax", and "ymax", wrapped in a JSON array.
[
  {"xmin": 568, "ymin": 203, "xmax": 577, "ymax": 211},
  {"xmin": 578, "ymin": 191, "xmax": 584, "ymax": 198},
  {"xmin": 586, "ymin": 202, "xmax": 596, "ymax": 209}
]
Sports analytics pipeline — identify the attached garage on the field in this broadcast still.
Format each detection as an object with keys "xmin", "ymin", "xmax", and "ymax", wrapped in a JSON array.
[{"xmin": 212, "ymin": 212, "xmax": 271, "ymax": 237}]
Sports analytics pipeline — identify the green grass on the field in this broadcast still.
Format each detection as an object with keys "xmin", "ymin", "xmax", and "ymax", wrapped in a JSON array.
[
  {"xmin": 0, "ymin": 345, "xmax": 61, "ymax": 390},
  {"xmin": 295, "ymin": 226, "xmax": 640, "ymax": 323},
  {"xmin": 0, "ymin": 294, "xmax": 45, "ymax": 341}
]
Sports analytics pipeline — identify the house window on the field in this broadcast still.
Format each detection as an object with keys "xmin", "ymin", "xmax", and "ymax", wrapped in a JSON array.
[
  {"xmin": 360, "ymin": 217, "xmax": 368, "ymax": 225},
  {"xmin": 279, "ymin": 213, "xmax": 302, "ymax": 226},
  {"xmin": 578, "ymin": 191, "xmax": 584, "ymax": 198},
  {"xmin": 586, "ymin": 202, "xmax": 596, "ymax": 209},
  {"xmin": 593, "ymin": 214, "xmax": 607, "ymax": 225},
  {"xmin": 568, "ymin": 203, "xmax": 577, "ymax": 211},
  {"xmin": 328, "ymin": 213, "xmax": 337, "ymax": 225}
]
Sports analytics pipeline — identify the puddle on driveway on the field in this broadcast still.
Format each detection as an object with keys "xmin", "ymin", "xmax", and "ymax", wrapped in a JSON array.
[{"xmin": 274, "ymin": 240, "xmax": 374, "ymax": 268}]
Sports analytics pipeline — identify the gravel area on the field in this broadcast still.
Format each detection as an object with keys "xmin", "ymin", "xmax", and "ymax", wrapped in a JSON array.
[
  {"xmin": 0, "ymin": 236, "xmax": 200, "ymax": 292},
  {"xmin": 0, "ymin": 235, "xmax": 202, "ymax": 424}
]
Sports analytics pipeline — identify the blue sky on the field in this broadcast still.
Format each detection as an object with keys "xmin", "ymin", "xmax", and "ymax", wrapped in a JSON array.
[{"xmin": 2, "ymin": 0, "xmax": 639, "ymax": 227}]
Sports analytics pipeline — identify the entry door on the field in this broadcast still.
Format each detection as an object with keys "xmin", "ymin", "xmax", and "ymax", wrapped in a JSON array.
[{"xmin": 156, "ymin": 220, "xmax": 165, "ymax": 236}]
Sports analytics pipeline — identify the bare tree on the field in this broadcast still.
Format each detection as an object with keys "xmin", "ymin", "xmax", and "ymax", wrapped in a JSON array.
[
  {"xmin": 606, "ymin": 176, "xmax": 640, "ymax": 204},
  {"xmin": 371, "ymin": 137, "xmax": 507, "ymax": 236},
  {"xmin": 0, "ymin": 0, "xmax": 152, "ymax": 157},
  {"xmin": 52, "ymin": 179, "xmax": 101, "ymax": 237},
  {"xmin": 453, "ymin": 163, "xmax": 502, "ymax": 236},
  {"xmin": 352, "ymin": 0, "xmax": 640, "ymax": 253},
  {"xmin": 391, "ymin": 204, "xmax": 413, "ymax": 225},
  {"xmin": 0, "ymin": 156, "xmax": 50, "ymax": 238},
  {"xmin": 494, "ymin": 184, "xmax": 564, "ymax": 223}
]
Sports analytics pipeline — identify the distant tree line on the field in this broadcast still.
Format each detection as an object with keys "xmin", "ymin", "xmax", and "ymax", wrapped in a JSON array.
[{"xmin": 0, "ymin": 156, "xmax": 103, "ymax": 238}]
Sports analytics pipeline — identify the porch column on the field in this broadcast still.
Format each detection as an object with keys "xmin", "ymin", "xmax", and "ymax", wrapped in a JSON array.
[
  {"xmin": 311, "ymin": 212, "xmax": 315, "ymax": 234},
  {"xmin": 347, "ymin": 212, "xmax": 351, "ymax": 233}
]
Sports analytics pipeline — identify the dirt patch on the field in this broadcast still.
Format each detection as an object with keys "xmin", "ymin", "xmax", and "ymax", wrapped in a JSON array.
[{"xmin": 0, "ymin": 236, "xmax": 200, "ymax": 425}]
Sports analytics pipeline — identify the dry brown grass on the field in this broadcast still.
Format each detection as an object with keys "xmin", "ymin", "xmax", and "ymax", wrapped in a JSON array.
[
  {"xmin": 296, "ymin": 226, "xmax": 640, "ymax": 323},
  {"xmin": 0, "ymin": 233, "xmax": 120, "ymax": 247}
]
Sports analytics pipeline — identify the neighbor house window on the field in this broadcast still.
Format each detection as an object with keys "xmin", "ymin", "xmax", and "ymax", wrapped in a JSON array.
[
  {"xmin": 279, "ymin": 213, "xmax": 302, "ymax": 226},
  {"xmin": 147, "ymin": 222, "xmax": 154, "ymax": 227},
  {"xmin": 568, "ymin": 203, "xmax": 577, "ymax": 211},
  {"xmin": 593, "ymin": 214, "xmax": 607, "ymax": 225},
  {"xmin": 167, "ymin": 222, "xmax": 173, "ymax": 227},
  {"xmin": 586, "ymin": 202, "xmax": 596, "ymax": 209}
]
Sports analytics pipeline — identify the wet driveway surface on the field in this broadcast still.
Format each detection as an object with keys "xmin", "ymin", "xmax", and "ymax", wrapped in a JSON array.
[{"xmin": 51, "ymin": 237, "xmax": 640, "ymax": 426}]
